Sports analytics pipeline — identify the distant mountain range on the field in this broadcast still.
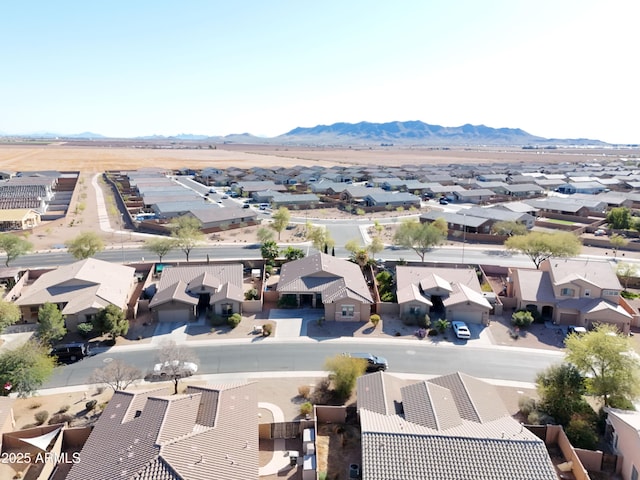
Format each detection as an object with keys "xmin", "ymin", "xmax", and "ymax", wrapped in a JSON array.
[{"xmin": 1, "ymin": 121, "xmax": 610, "ymax": 146}]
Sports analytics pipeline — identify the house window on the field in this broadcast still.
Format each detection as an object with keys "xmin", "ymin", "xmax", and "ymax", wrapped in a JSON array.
[
  {"xmin": 409, "ymin": 305, "xmax": 421, "ymax": 315},
  {"xmin": 85, "ymin": 313, "xmax": 96, "ymax": 322},
  {"xmin": 603, "ymin": 290, "xmax": 619, "ymax": 296},
  {"xmin": 560, "ymin": 288, "xmax": 575, "ymax": 296},
  {"xmin": 30, "ymin": 306, "xmax": 39, "ymax": 315},
  {"xmin": 341, "ymin": 305, "xmax": 355, "ymax": 317},
  {"xmin": 221, "ymin": 303, "xmax": 233, "ymax": 316},
  {"xmin": 584, "ymin": 289, "xmax": 591, "ymax": 297}
]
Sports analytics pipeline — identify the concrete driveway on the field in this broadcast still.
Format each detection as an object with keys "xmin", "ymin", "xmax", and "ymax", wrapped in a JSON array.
[{"xmin": 268, "ymin": 309, "xmax": 323, "ymax": 338}]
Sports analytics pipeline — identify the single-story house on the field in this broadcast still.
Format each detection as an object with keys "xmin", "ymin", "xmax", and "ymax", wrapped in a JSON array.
[
  {"xmin": 149, "ymin": 264, "xmax": 245, "ymax": 322},
  {"xmin": 524, "ymin": 198, "xmax": 607, "ymax": 217},
  {"xmin": 15, "ymin": 258, "xmax": 136, "ymax": 331},
  {"xmin": 341, "ymin": 186, "xmax": 385, "ymax": 203},
  {"xmin": 461, "ymin": 206, "xmax": 535, "ymax": 229},
  {"xmin": 187, "ymin": 207, "xmax": 258, "ymax": 231},
  {"xmin": 452, "ymin": 188, "xmax": 496, "ymax": 204},
  {"xmin": 556, "ymin": 182, "xmax": 608, "ymax": 195},
  {"xmin": 395, "ymin": 266, "xmax": 492, "ymax": 324},
  {"xmin": 364, "ymin": 192, "xmax": 420, "ymax": 208},
  {"xmin": 420, "ymin": 211, "xmax": 492, "ymax": 234},
  {"xmin": 276, "ymin": 253, "xmax": 373, "ymax": 321},
  {"xmin": 357, "ymin": 371, "xmax": 558, "ymax": 480},
  {"xmin": 0, "ymin": 208, "xmax": 41, "ymax": 231},
  {"xmin": 66, "ymin": 382, "xmax": 258, "ymax": 480},
  {"xmin": 503, "ymin": 183, "xmax": 545, "ymax": 198}
]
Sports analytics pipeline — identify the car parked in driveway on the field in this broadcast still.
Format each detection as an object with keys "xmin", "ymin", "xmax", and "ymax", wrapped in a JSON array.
[{"xmin": 452, "ymin": 321, "xmax": 471, "ymax": 339}]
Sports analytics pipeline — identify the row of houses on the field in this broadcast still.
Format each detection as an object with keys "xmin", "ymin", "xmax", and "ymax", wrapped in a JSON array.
[{"xmin": 6, "ymin": 252, "xmax": 635, "ymax": 336}]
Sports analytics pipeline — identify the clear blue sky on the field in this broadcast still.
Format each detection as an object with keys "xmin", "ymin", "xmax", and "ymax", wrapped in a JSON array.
[{"xmin": 1, "ymin": 0, "xmax": 637, "ymax": 143}]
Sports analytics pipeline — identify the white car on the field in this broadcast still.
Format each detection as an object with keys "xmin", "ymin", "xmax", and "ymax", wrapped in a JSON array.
[
  {"xmin": 152, "ymin": 361, "xmax": 198, "ymax": 378},
  {"xmin": 452, "ymin": 321, "xmax": 471, "ymax": 339}
]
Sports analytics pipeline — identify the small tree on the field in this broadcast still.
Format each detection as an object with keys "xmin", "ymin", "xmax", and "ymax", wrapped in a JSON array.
[
  {"xmin": 607, "ymin": 207, "xmax": 632, "ymax": 230},
  {"xmin": 0, "ymin": 233, "xmax": 32, "ymax": 266},
  {"xmin": 504, "ymin": 231, "xmax": 582, "ymax": 269},
  {"xmin": 271, "ymin": 207, "xmax": 291, "ymax": 241},
  {"xmin": 227, "ymin": 313, "xmax": 242, "ymax": 328},
  {"xmin": 306, "ymin": 224, "xmax": 334, "ymax": 252},
  {"xmin": 89, "ymin": 359, "xmax": 141, "ymax": 392},
  {"xmin": 536, "ymin": 363, "xmax": 587, "ymax": 426},
  {"xmin": 0, "ymin": 300, "xmax": 21, "ymax": 333},
  {"xmin": 609, "ymin": 233, "xmax": 628, "ymax": 259},
  {"xmin": 170, "ymin": 215, "xmax": 204, "ymax": 262},
  {"xmin": 491, "ymin": 220, "xmax": 527, "ymax": 236},
  {"xmin": 260, "ymin": 240, "xmax": 279, "ymax": 263},
  {"xmin": 256, "ymin": 226, "xmax": 275, "ymax": 243},
  {"xmin": 565, "ymin": 323, "xmax": 640, "ymax": 407},
  {"xmin": 368, "ymin": 236, "xmax": 384, "ymax": 257},
  {"xmin": 65, "ymin": 231, "xmax": 105, "ymax": 259},
  {"xmin": 511, "ymin": 310, "xmax": 534, "ymax": 328},
  {"xmin": 0, "ymin": 340, "xmax": 56, "ymax": 397},
  {"xmin": 566, "ymin": 416, "xmax": 599, "ymax": 449},
  {"xmin": 324, "ymin": 354, "xmax": 367, "ymax": 401},
  {"xmin": 144, "ymin": 237, "xmax": 177, "ymax": 263},
  {"xmin": 369, "ymin": 314, "xmax": 380, "ymax": 327},
  {"xmin": 93, "ymin": 305, "xmax": 129, "ymax": 340},
  {"xmin": 157, "ymin": 340, "xmax": 198, "ymax": 394},
  {"xmin": 616, "ymin": 262, "xmax": 638, "ymax": 290},
  {"xmin": 37, "ymin": 302, "xmax": 67, "ymax": 345},
  {"xmin": 282, "ymin": 246, "xmax": 305, "ymax": 261},
  {"xmin": 434, "ymin": 318, "xmax": 450, "ymax": 334},
  {"xmin": 393, "ymin": 219, "xmax": 446, "ymax": 262}
]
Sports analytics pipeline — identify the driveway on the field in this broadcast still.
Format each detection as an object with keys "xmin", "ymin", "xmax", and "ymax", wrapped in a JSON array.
[{"xmin": 268, "ymin": 309, "xmax": 323, "ymax": 338}]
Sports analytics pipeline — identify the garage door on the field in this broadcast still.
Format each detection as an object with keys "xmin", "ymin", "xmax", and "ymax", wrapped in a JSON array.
[
  {"xmin": 451, "ymin": 310, "xmax": 483, "ymax": 324},
  {"xmin": 560, "ymin": 313, "xmax": 578, "ymax": 324},
  {"xmin": 158, "ymin": 309, "xmax": 190, "ymax": 323}
]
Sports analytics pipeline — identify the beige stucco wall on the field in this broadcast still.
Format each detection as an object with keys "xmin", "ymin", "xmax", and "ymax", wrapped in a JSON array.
[{"xmin": 608, "ymin": 413, "xmax": 640, "ymax": 480}]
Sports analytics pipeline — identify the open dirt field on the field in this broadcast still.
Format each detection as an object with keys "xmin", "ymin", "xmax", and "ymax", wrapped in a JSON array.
[{"xmin": 0, "ymin": 143, "xmax": 635, "ymax": 173}]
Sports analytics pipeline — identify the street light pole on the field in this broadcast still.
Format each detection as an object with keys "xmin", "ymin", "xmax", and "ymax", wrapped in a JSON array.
[{"xmin": 461, "ymin": 214, "xmax": 466, "ymax": 264}]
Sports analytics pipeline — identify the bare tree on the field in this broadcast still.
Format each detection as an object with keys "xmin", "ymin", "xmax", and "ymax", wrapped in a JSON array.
[
  {"xmin": 156, "ymin": 340, "xmax": 198, "ymax": 394},
  {"xmin": 89, "ymin": 359, "xmax": 142, "ymax": 392}
]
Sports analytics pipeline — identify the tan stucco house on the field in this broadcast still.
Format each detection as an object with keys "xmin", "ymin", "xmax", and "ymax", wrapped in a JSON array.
[
  {"xmin": 510, "ymin": 258, "xmax": 633, "ymax": 333},
  {"xmin": 276, "ymin": 253, "xmax": 373, "ymax": 321},
  {"xmin": 395, "ymin": 266, "xmax": 492, "ymax": 325},
  {"xmin": 15, "ymin": 258, "xmax": 136, "ymax": 331},
  {"xmin": 149, "ymin": 264, "xmax": 244, "ymax": 322}
]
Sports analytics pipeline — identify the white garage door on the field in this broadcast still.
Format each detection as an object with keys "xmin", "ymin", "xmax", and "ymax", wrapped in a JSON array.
[
  {"xmin": 158, "ymin": 309, "xmax": 190, "ymax": 323},
  {"xmin": 451, "ymin": 310, "xmax": 483, "ymax": 324}
]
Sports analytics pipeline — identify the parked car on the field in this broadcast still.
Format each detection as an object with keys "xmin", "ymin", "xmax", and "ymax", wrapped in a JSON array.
[
  {"xmin": 343, "ymin": 352, "xmax": 388, "ymax": 372},
  {"xmin": 568, "ymin": 325, "xmax": 587, "ymax": 335},
  {"xmin": 51, "ymin": 342, "xmax": 90, "ymax": 362},
  {"xmin": 594, "ymin": 229, "xmax": 606, "ymax": 236},
  {"xmin": 452, "ymin": 321, "xmax": 471, "ymax": 339},
  {"xmin": 221, "ymin": 195, "xmax": 229, "ymax": 199},
  {"xmin": 152, "ymin": 361, "xmax": 198, "ymax": 378},
  {"xmin": 439, "ymin": 197, "xmax": 449, "ymax": 205}
]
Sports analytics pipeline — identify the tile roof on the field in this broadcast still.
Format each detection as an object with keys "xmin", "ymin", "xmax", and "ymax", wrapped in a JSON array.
[
  {"xmin": 150, "ymin": 265, "xmax": 243, "ymax": 309},
  {"xmin": 16, "ymin": 258, "xmax": 135, "ymax": 314},
  {"xmin": 357, "ymin": 372, "xmax": 557, "ymax": 480},
  {"xmin": 68, "ymin": 382, "xmax": 258, "ymax": 480},
  {"xmin": 546, "ymin": 258, "xmax": 622, "ymax": 291},
  {"xmin": 513, "ymin": 269, "xmax": 556, "ymax": 303},
  {"xmin": 277, "ymin": 253, "xmax": 373, "ymax": 304}
]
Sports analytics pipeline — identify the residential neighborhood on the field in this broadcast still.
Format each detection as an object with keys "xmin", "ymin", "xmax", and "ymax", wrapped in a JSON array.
[{"xmin": 1, "ymin": 157, "xmax": 640, "ymax": 480}]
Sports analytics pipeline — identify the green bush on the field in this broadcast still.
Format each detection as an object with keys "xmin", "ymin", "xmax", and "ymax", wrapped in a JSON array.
[
  {"xmin": 566, "ymin": 416, "xmax": 599, "ymax": 449},
  {"xmin": 77, "ymin": 322, "xmax": 94, "ymax": 338},
  {"xmin": 85, "ymin": 400, "xmax": 97, "ymax": 411},
  {"xmin": 369, "ymin": 314, "xmax": 380, "ymax": 327},
  {"xmin": 518, "ymin": 396, "xmax": 537, "ymax": 417},
  {"xmin": 34, "ymin": 410, "xmax": 49, "ymax": 425},
  {"xmin": 300, "ymin": 402, "xmax": 313, "ymax": 416},
  {"xmin": 244, "ymin": 288, "xmax": 259, "ymax": 300},
  {"xmin": 227, "ymin": 313, "xmax": 242, "ymax": 328},
  {"xmin": 511, "ymin": 310, "xmax": 534, "ymax": 327},
  {"xmin": 262, "ymin": 323, "xmax": 273, "ymax": 336}
]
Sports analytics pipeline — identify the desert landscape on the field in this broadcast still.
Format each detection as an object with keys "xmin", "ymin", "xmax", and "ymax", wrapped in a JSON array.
[{"xmin": 0, "ymin": 142, "xmax": 638, "ymax": 173}]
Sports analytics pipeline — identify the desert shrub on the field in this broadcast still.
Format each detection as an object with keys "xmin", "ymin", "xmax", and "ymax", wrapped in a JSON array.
[
  {"xmin": 414, "ymin": 328, "xmax": 427, "ymax": 339},
  {"xmin": 419, "ymin": 315, "xmax": 432, "ymax": 329},
  {"xmin": 427, "ymin": 328, "xmax": 438, "ymax": 336},
  {"xmin": 566, "ymin": 416, "xmax": 598, "ymax": 449},
  {"xmin": 300, "ymin": 402, "xmax": 313, "ymax": 416},
  {"xmin": 262, "ymin": 323, "xmax": 273, "ymax": 336},
  {"xmin": 380, "ymin": 291, "xmax": 395, "ymax": 302},
  {"xmin": 29, "ymin": 401, "xmax": 42, "ymax": 410},
  {"xmin": 77, "ymin": 322, "xmax": 94, "ymax": 338},
  {"xmin": 34, "ymin": 410, "xmax": 49, "ymax": 425},
  {"xmin": 244, "ymin": 288, "xmax": 259, "ymax": 300},
  {"xmin": 481, "ymin": 282, "xmax": 493, "ymax": 292},
  {"xmin": 298, "ymin": 385, "xmax": 311, "ymax": 399},
  {"xmin": 48, "ymin": 413, "xmax": 73, "ymax": 425},
  {"xmin": 85, "ymin": 399, "xmax": 97, "ymax": 411},
  {"xmin": 369, "ymin": 314, "xmax": 380, "ymax": 327},
  {"xmin": 227, "ymin": 313, "xmax": 242, "ymax": 328},
  {"xmin": 518, "ymin": 396, "xmax": 537, "ymax": 417},
  {"xmin": 511, "ymin": 310, "xmax": 534, "ymax": 328},
  {"xmin": 58, "ymin": 404, "xmax": 70, "ymax": 413},
  {"xmin": 527, "ymin": 410, "xmax": 555, "ymax": 425}
]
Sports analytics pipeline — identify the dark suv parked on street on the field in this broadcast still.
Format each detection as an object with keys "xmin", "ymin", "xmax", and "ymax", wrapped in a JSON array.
[{"xmin": 51, "ymin": 343, "xmax": 89, "ymax": 362}]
